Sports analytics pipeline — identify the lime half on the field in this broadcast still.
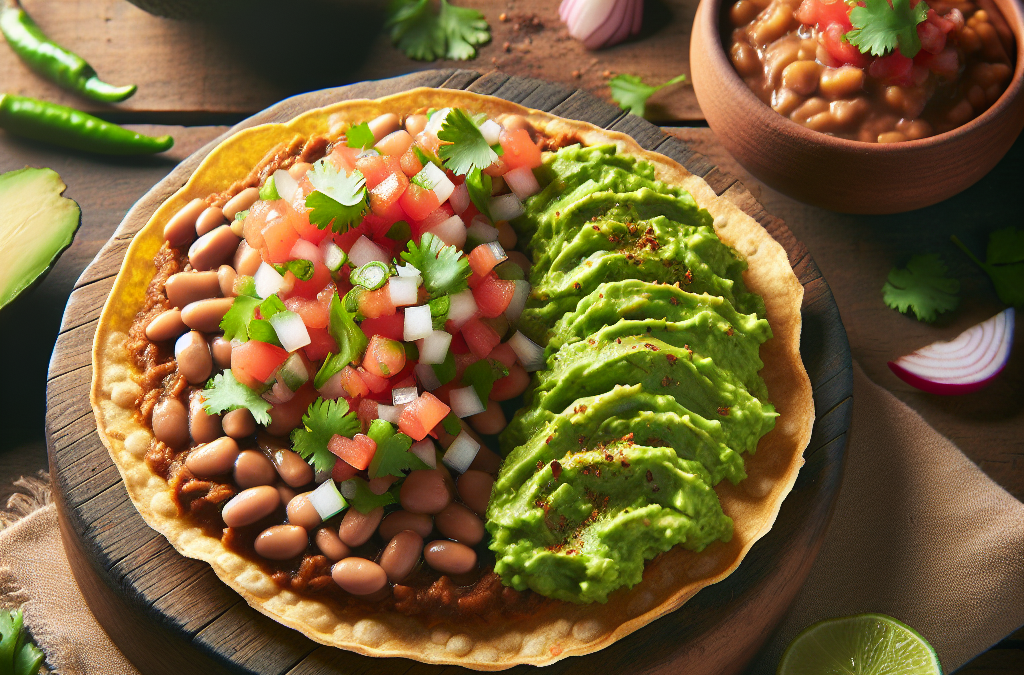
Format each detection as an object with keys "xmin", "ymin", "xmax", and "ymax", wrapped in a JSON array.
[{"xmin": 778, "ymin": 613, "xmax": 942, "ymax": 675}]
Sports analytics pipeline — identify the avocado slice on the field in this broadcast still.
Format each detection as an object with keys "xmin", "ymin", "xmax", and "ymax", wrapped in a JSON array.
[{"xmin": 0, "ymin": 168, "xmax": 81, "ymax": 312}]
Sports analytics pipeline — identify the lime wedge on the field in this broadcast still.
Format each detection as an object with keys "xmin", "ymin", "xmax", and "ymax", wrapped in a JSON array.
[{"xmin": 778, "ymin": 613, "xmax": 942, "ymax": 675}]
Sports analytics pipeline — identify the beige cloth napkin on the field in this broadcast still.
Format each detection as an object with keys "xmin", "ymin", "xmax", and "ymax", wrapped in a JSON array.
[{"xmin": 1, "ymin": 363, "xmax": 1021, "ymax": 674}]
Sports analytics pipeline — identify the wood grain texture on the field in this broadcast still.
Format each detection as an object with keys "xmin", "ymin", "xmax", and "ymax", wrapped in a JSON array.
[{"xmin": 44, "ymin": 70, "xmax": 852, "ymax": 675}]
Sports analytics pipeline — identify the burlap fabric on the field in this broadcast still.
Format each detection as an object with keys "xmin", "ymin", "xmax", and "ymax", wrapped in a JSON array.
[{"xmin": 2, "ymin": 363, "xmax": 1022, "ymax": 674}]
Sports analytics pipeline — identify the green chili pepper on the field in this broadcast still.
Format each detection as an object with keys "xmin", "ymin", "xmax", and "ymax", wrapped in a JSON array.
[
  {"xmin": 0, "ymin": 0, "xmax": 136, "ymax": 103},
  {"xmin": 0, "ymin": 94, "xmax": 173, "ymax": 154}
]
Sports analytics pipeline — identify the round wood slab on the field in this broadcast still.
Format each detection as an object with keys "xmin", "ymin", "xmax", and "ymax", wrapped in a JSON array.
[{"xmin": 45, "ymin": 69, "xmax": 853, "ymax": 675}]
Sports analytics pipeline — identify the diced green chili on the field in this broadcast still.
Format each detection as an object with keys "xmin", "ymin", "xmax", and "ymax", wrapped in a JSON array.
[
  {"xmin": 272, "ymin": 259, "xmax": 315, "ymax": 281},
  {"xmin": 350, "ymin": 261, "xmax": 390, "ymax": 290}
]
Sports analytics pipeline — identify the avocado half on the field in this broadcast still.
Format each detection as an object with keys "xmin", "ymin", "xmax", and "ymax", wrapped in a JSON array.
[{"xmin": 0, "ymin": 168, "xmax": 82, "ymax": 312}]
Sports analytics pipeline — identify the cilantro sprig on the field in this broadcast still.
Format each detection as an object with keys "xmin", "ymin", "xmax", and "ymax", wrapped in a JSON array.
[
  {"xmin": 387, "ymin": 0, "xmax": 491, "ymax": 61},
  {"xmin": 609, "ymin": 73, "xmax": 688, "ymax": 118},
  {"xmin": 314, "ymin": 292, "xmax": 370, "ymax": 389},
  {"xmin": 202, "ymin": 371, "xmax": 273, "ymax": 425},
  {"xmin": 465, "ymin": 167, "xmax": 493, "ymax": 221},
  {"xmin": 291, "ymin": 398, "xmax": 360, "ymax": 473},
  {"xmin": 438, "ymin": 108, "xmax": 498, "ymax": 176},
  {"xmin": 0, "ymin": 609, "xmax": 44, "ymax": 675},
  {"xmin": 882, "ymin": 253, "xmax": 960, "ymax": 322},
  {"xmin": 846, "ymin": 0, "xmax": 929, "ymax": 58},
  {"xmin": 462, "ymin": 358, "xmax": 509, "ymax": 403},
  {"xmin": 305, "ymin": 158, "xmax": 368, "ymax": 233},
  {"xmin": 345, "ymin": 122, "xmax": 376, "ymax": 150},
  {"xmin": 345, "ymin": 477, "xmax": 398, "ymax": 513},
  {"xmin": 401, "ymin": 232, "xmax": 471, "ymax": 299},
  {"xmin": 952, "ymin": 228, "xmax": 1024, "ymax": 307},
  {"xmin": 366, "ymin": 419, "xmax": 430, "ymax": 479}
]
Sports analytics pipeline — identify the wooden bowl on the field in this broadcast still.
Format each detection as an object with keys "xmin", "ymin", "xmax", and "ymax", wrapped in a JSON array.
[{"xmin": 690, "ymin": 0, "xmax": 1024, "ymax": 214}]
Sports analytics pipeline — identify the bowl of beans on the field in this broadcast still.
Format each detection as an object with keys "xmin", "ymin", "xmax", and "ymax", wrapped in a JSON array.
[{"xmin": 690, "ymin": 0, "xmax": 1023, "ymax": 213}]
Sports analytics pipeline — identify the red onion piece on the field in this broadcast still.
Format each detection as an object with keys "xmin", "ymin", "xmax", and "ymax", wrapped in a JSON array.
[
  {"xmin": 631, "ymin": 0, "xmax": 644, "ymax": 35},
  {"xmin": 560, "ymin": 0, "xmax": 643, "ymax": 50},
  {"xmin": 607, "ymin": 0, "xmax": 637, "ymax": 47},
  {"xmin": 582, "ymin": 0, "xmax": 631, "ymax": 49}
]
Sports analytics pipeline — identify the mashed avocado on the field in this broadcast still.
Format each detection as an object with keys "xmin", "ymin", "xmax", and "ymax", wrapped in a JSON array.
[{"xmin": 486, "ymin": 144, "xmax": 776, "ymax": 604}]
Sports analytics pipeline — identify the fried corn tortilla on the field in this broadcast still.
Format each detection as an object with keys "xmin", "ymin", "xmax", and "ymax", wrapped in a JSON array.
[{"xmin": 91, "ymin": 89, "xmax": 814, "ymax": 669}]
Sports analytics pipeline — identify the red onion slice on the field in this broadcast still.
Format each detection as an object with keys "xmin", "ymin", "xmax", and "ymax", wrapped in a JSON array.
[
  {"xmin": 631, "ymin": 0, "xmax": 644, "ymax": 35},
  {"xmin": 607, "ymin": 0, "xmax": 636, "ymax": 47},
  {"xmin": 582, "ymin": 0, "xmax": 631, "ymax": 49}
]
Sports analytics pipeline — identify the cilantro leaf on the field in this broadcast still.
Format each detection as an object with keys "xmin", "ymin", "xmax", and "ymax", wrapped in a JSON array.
[
  {"xmin": 438, "ymin": 108, "xmax": 498, "ymax": 176},
  {"xmin": 465, "ymin": 167, "xmax": 493, "ymax": 221},
  {"xmin": 305, "ymin": 159, "xmax": 368, "ymax": 233},
  {"xmin": 291, "ymin": 398, "xmax": 360, "ymax": 473},
  {"xmin": 846, "ymin": 0, "xmax": 929, "ymax": 58},
  {"xmin": 366, "ymin": 420, "xmax": 429, "ymax": 478},
  {"xmin": 346, "ymin": 122, "xmax": 376, "ymax": 150},
  {"xmin": 952, "ymin": 230, "xmax": 1024, "ymax": 307},
  {"xmin": 220, "ymin": 295, "xmax": 260, "ymax": 341},
  {"xmin": 429, "ymin": 294, "xmax": 450, "ymax": 329},
  {"xmin": 401, "ymin": 233, "xmax": 471, "ymax": 298},
  {"xmin": 346, "ymin": 477, "xmax": 398, "ymax": 513},
  {"xmin": 314, "ymin": 292, "xmax": 370, "ymax": 389},
  {"xmin": 882, "ymin": 254, "xmax": 960, "ymax": 322},
  {"xmin": 432, "ymin": 349, "xmax": 457, "ymax": 385},
  {"xmin": 439, "ymin": 0, "xmax": 491, "ymax": 60},
  {"xmin": 462, "ymin": 358, "xmax": 509, "ymax": 403},
  {"xmin": 609, "ymin": 73, "xmax": 688, "ymax": 118},
  {"xmin": 441, "ymin": 411, "xmax": 462, "ymax": 436},
  {"xmin": 272, "ymin": 259, "xmax": 315, "ymax": 281},
  {"xmin": 235, "ymin": 275, "xmax": 259, "ymax": 298},
  {"xmin": 202, "ymin": 371, "xmax": 272, "ymax": 425},
  {"xmin": 0, "ymin": 608, "xmax": 44, "ymax": 675},
  {"xmin": 248, "ymin": 320, "xmax": 282, "ymax": 347},
  {"xmin": 386, "ymin": 0, "xmax": 491, "ymax": 61}
]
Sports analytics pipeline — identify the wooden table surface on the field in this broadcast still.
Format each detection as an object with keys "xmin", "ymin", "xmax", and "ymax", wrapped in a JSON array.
[{"xmin": 1, "ymin": 0, "xmax": 1020, "ymax": 672}]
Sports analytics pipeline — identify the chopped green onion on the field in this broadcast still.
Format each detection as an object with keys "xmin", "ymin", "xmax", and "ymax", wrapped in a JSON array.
[
  {"xmin": 350, "ymin": 261, "xmax": 390, "ymax": 291},
  {"xmin": 234, "ymin": 209, "xmax": 249, "ymax": 221},
  {"xmin": 272, "ymin": 259, "xmax": 315, "ymax": 282}
]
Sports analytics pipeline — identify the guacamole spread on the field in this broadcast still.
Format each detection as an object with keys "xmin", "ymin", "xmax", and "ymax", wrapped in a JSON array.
[{"xmin": 487, "ymin": 144, "xmax": 777, "ymax": 604}]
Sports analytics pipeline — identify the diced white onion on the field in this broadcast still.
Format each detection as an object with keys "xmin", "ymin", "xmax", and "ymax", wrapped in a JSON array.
[
  {"xmin": 417, "ymin": 162, "xmax": 455, "ymax": 204},
  {"xmin": 417, "ymin": 330, "xmax": 452, "ymax": 364},
  {"xmin": 450, "ymin": 386, "xmax": 486, "ymax": 418},
  {"xmin": 509, "ymin": 330, "xmax": 545, "ymax": 372},
  {"xmin": 467, "ymin": 216, "xmax": 499, "ymax": 244},
  {"xmin": 254, "ymin": 262, "xmax": 285, "ymax": 298},
  {"xmin": 449, "ymin": 182, "xmax": 470, "ymax": 214},
  {"xmin": 318, "ymin": 370, "xmax": 347, "ymax": 400},
  {"xmin": 404, "ymin": 304, "xmax": 433, "ymax": 341},
  {"xmin": 396, "ymin": 263, "xmax": 421, "ymax": 277},
  {"xmin": 410, "ymin": 439, "xmax": 437, "ymax": 469},
  {"xmin": 389, "ymin": 277, "xmax": 419, "ymax": 307},
  {"xmin": 442, "ymin": 431, "xmax": 481, "ymax": 473},
  {"xmin": 308, "ymin": 479, "xmax": 348, "ymax": 520},
  {"xmin": 490, "ymin": 193, "xmax": 525, "ymax": 221},
  {"xmin": 424, "ymin": 108, "xmax": 451, "ymax": 135},
  {"xmin": 347, "ymin": 235, "xmax": 389, "ymax": 268},
  {"xmin": 415, "ymin": 363, "xmax": 442, "ymax": 391},
  {"xmin": 273, "ymin": 169, "xmax": 299, "ymax": 203},
  {"xmin": 504, "ymin": 166, "xmax": 540, "ymax": 201},
  {"xmin": 320, "ymin": 240, "xmax": 346, "ymax": 272},
  {"xmin": 505, "ymin": 279, "xmax": 531, "ymax": 323},
  {"xmin": 479, "ymin": 119, "xmax": 502, "ymax": 145},
  {"xmin": 426, "ymin": 214, "xmax": 467, "ymax": 249},
  {"xmin": 377, "ymin": 403, "xmax": 402, "ymax": 424},
  {"xmin": 339, "ymin": 479, "xmax": 358, "ymax": 500},
  {"xmin": 270, "ymin": 311, "xmax": 311, "ymax": 352},
  {"xmin": 448, "ymin": 290, "xmax": 479, "ymax": 328},
  {"xmin": 392, "ymin": 386, "xmax": 419, "ymax": 405}
]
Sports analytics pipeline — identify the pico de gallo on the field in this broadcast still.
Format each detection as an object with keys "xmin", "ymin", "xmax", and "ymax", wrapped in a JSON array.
[
  {"xmin": 727, "ymin": 0, "xmax": 1016, "ymax": 142},
  {"xmin": 128, "ymin": 108, "xmax": 553, "ymax": 617}
]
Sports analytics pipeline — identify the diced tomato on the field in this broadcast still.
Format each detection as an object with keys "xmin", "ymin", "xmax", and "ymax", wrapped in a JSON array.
[
  {"xmin": 376, "ymin": 130, "xmax": 414, "ymax": 157},
  {"xmin": 303, "ymin": 327, "xmax": 337, "ymax": 361},
  {"xmin": 917, "ymin": 16, "xmax": 946, "ymax": 54},
  {"xmin": 869, "ymin": 50, "xmax": 914, "ymax": 85},
  {"xmin": 231, "ymin": 340, "xmax": 289, "ymax": 389},
  {"xmin": 822, "ymin": 23, "xmax": 870, "ymax": 68},
  {"xmin": 462, "ymin": 317, "xmax": 501, "ymax": 359},
  {"xmin": 357, "ymin": 397, "xmax": 379, "ymax": 429},
  {"xmin": 327, "ymin": 145, "xmax": 361, "ymax": 174},
  {"xmin": 285, "ymin": 295, "xmax": 330, "ymax": 329},
  {"xmin": 267, "ymin": 382, "xmax": 318, "ymax": 437},
  {"xmin": 356, "ymin": 155, "xmax": 403, "ymax": 190},
  {"xmin": 334, "ymin": 221, "xmax": 373, "ymax": 253},
  {"xmin": 357, "ymin": 286, "xmax": 397, "ymax": 319},
  {"xmin": 400, "ymin": 183, "xmax": 442, "ymax": 222},
  {"xmin": 449, "ymin": 329, "xmax": 470, "ymax": 354},
  {"xmin": 499, "ymin": 128, "xmax": 542, "ymax": 170},
  {"xmin": 262, "ymin": 217, "xmax": 301, "ymax": 264},
  {"xmin": 393, "ymin": 375, "xmax": 417, "ymax": 390},
  {"xmin": 328, "ymin": 433, "xmax": 377, "ymax": 470},
  {"xmin": 398, "ymin": 392, "xmax": 451, "ymax": 441},
  {"xmin": 412, "ymin": 204, "xmax": 456, "ymax": 237},
  {"xmin": 242, "ymin": 199, "xmax": 287, "ymax": 250},
  {"xmin": 357, "ymin": 367, "xmax": 389, "ymax": 394},
  {"xmin": 491, "ymin": 364, "xmax": 530, "ymax": 401},
  {"xmin": 400, "ymin": 147, "xmax": 424, "ymax": 177},
  {"xmin": 473, "ymin": 274, "xmax": 516, "ymax": 318},
  {"xmin": 339, "ymin": 366, "xmax": 371, "ymax": 399},
  {"xmin": 371, "ymin": 173, "xmax": 410, "ymax": 222},
  {"xmin": 361, "ymin": 313, "xmax": 405, "ymax": 341},
  {"xmin": 489, "ymin": 342, "xmax": 517, "ymax": 369},
  {"xmin": 483, "ymin": 154, "xmax": 509, "ymax": 177},
  {"xmin": 290, "ymin": 209, "xmax": 331, "ymax": 245},
  {"xmin": 916, "ymin": 46, "xmax": 958, "ymax": 77},
  {"xmin": 468, "ymin": 270, "xmax": 486, "ymax": 289},
  {"xmin": 363, "ymin": 335, "xmax": 407, "ymax": 378},
  {"xmin": 289, "ymin": 261, "xmax": 331, "ymax": 299},
  {"xmin": 468, "ymin": 244, "xmax": 507, "ymax": 277},
  {"xmin": 331, "ymin": 458, "xmax": 360, "ymax": 482}
]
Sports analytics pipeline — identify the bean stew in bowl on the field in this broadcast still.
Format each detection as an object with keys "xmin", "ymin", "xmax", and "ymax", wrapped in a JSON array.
[{"xmin": 690, "ymin": 0, "xmax": 1024, "ymax": 212}]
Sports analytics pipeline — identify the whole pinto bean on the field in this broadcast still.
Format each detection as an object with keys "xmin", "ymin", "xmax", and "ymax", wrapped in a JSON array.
[
  {"xmin": 315, "ymin": 527, "xmax": 351, "ymax": 561},
  {"xmin": 332, "ymin": 557, "xmax": 388, "ymax": 596},
  {"xmin": 254, "ymin": 524, "xmax": 308, "ymax": 560},
  {"xmin": 181, "ymin": 297, "xmax": 234, "ymax": 333},
  {"xmin": 423, "ymin": 540, "xmax": 477, "ymax": 575},
  {"xmin": 185, "ymin": 436, "xmax": 240, "ymax": 477},
  {"xmin": 379, "ymin": 510, "xmax": 434, "ymax": 541},
  {"xmin": 379, "ymin": 530, "xmax": 424, "ymax": 583},
  {"xmin": 195, "ymin": 206, "xmax": 226, "ymax": 237},
  {"xmin": 210, "ymin": 336, "xmax": 233, "ymax": 369},
  {"xmin": 188, "ymin": 391, "xmax": 221, "ymax": 444},
  {"xmin": 270, "ymin": 447, "xmax": 315, "ymax": 488},
  {"xmin": 456, "ymin": 470, "xmax": 494, "ymax": 516},
  {"xmin": 339, "ymin": 506, "xmax": 384, "ymax": 547},
  {"xmin": 188, "ymin": 225, "xmax": 241, "ymax": 272},
  {"xmin": 234, "ymin": 449, "xmax": 277, "ymax": 488},
  {"xmin": 399, "ymin": 470, "xmax": 452, "ymax": 515},
  {"xmin": 165, "ymin": 271, "xmax": 221, "ymax": 309},
  {"xmin": 233, "ymin": 240, "xmax": 262, "ymax": 277},
  {"xmin": 222, "ymin": 485, "xmax": 280, "ymax": 528},
  {"xmin": 163, "ymin": 198, "xmax": 205, "ymax": 247},
  {"xmin": 286, "ymin": 492, "xmax": 322, "ymax": 530},
  {"xmin": 435, "ymin": 503, "xmax": 485, "ymax": 545},
  {"xmin": 369, "ymin": 113, "xmax": 401, "ymax": 141},
  {"xmin": 217, "ymin": 265, "xmax": 237, "ymax": 298},
  {"xmin": 468, "ymin": 399, "xmax": 506, "ymax": 436},
  {"xmin": 175, "ymin": 330, "xmax": 213, "ymax": 384},
  {"xmin": 151, "ymin": 397, "xmax": 189, "ymax": 448},
  {"xmin": 222, "ymin": 187, "xmax": 259, "ymax": 220},
  {"xmin": 222, "ymin": 408, "xmax": 256, "ymax": 438},
  {"xmin": 145, "ymin": 308, "xmax": 187, "ymax": 342}
]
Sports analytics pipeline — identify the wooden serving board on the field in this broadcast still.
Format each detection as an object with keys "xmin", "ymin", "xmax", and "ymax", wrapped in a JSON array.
[{"xmin": 44, "ymin": 69, "xmax": 853, "ymax": 675}]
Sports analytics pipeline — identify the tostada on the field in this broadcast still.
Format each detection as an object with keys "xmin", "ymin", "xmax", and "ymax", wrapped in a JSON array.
[{"xmin": 90, "ymin": 89, "xmax": 813, "ymax": 669}]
